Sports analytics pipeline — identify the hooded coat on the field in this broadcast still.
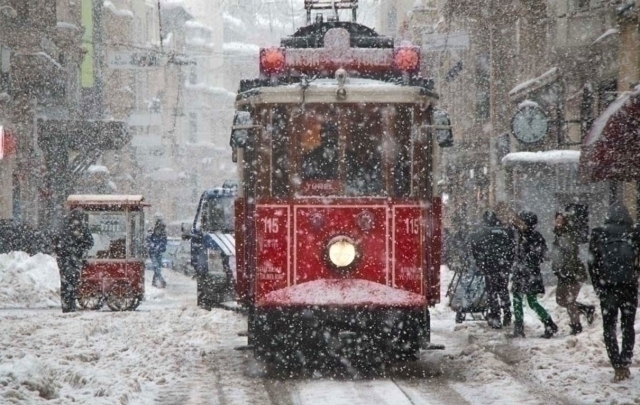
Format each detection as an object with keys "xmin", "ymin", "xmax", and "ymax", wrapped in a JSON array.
[
  {"xmin": 588, "ymin": 203, "xmax": 640, "ymax": 291},
  {"xmin": 54, "ymin": 208, "xmax": 94, "ymax": 263},
  {"xmin": 511, "ymin": 212, "xmax": 546, "ymax": 295},
  {"xmin": 469, "ymin": 211, "xmax": 516, "ymax": 275},
  {"xmin": 146, "ymin": 220, "xmax": 167, "ymax": 256},
  {"xmin": 551, "ymin": 214, "xmax": 587, "ymax": 282}
]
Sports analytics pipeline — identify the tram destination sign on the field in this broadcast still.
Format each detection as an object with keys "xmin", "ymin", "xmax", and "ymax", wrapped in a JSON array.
[{"xmin": 269, "ymin": 28, "xmax": 418, "ymax": 75}]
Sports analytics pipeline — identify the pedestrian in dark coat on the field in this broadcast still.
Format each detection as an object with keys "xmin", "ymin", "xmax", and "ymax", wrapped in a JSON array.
[
  {"xmin": 510, "ymin": 211, "xmax": 558, "ymax": 338},
  {"xmin": 550, "ymin": 212, "xmax": 595, "ymax": 335},
  {"xmin": 588, "ymin": 202, "xmax": 639, "ymax": 382},
  {"xmin": 146, "ymin": 218, "xmax": 167, "ymax": 288},
  {"xmin": 53, "ymin": 208, "xmax": 93, "ymax": 313},
  {"xmin": 470, "ymin": 210, "xmax": 516, "ymax": 329}
]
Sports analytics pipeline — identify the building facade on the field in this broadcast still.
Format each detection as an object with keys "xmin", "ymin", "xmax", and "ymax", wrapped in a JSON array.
[{"xmin": 381, "ymin": 0, "xmax": 639, "ymax": 238}]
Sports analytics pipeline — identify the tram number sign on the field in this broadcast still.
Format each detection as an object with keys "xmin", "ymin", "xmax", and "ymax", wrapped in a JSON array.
[
  {"xmin": 262, "ymin": 217, "xmax": 280, "ymax": 234},
  {"xmin": 394, "ymin": 206, "xmax": 423, "ymax": 294},
  {"xmin": 255, "ymin": 206, "xmax": 290, "ymax": 297}
]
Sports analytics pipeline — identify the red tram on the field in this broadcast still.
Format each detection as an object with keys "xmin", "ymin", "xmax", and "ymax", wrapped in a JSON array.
[{"xmin": 231, "ymin": 1, "xmax": 452, "ymax": 367}]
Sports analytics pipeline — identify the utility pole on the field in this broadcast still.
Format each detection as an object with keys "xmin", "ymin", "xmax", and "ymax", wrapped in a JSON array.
[{"xmin": 488, "ymin": 0, "xmax": 496, "ymax": 209}]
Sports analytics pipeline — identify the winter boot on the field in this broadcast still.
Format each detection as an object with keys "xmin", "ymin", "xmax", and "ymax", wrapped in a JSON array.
[
  {"xmin": 569, "ymin": 322, "xmax": 583, "ymax": 335},
  {"xmin": 613, "ymin": 367, "xmax": 631, "ymax": 382},
  {"xmin": 510, "ymin": 321, "xmax": 525, "ymax": 338},
  {"xmin": 502, "ymin": 312, "xmax": 512, "ymax": 328},
  {"xmin": 487, "ymin": 315, "xmax": 502, "ymax": 329},
  {"xmin": 540, "ymin": 318, "xmax": 558, "ymax": 339},
  {"xmin": 582, "ymin": 305, "xmax": 596, "ymax": 325}
]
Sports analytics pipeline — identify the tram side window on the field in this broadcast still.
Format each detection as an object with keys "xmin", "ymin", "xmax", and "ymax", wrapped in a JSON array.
[
  {"xmin": 345, "ymin": 119, "xmax": 383, "ymax": 196},
  {"xmin": 201, "ymin": 197, "xmax": 235, "ymax": 233},
  {"xmin": 393, "ymin": 106, "xmax": 413, "ymax": 197},
  {"xmin": 301, "ymin": 121, "xmax": 339, "ymax": 180}
]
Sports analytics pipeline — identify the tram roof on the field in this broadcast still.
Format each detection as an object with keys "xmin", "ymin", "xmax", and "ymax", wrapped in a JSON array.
[{"xmin": 235, "ymin": 78, "xmax": 439, "ymax": 107}]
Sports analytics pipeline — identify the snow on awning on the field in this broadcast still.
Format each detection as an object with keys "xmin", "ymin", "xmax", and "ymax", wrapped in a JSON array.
[
  {"xmin": 509, "ymin": 67, "xmax": 559, "ymax": 99},
  {"xmin": 502, "ymin": 150, "xmax": 581, "ymax": 166},
  {"xmin": 592, "ymin": 28, "xmax": 619, "ymax": 45},
  {"xmin": 87, "ymin": 165, "xmax": 109, "ymax": 174},
  {"xmin": 579, "ymin": 85, "xmax": 640, "ymax": 182},
  {"xmin": 146, "ymin": 168, "xmax": 180, "ymax": 182},
  {"xmin": 103, "ymin": 1, "xmax": 134, "ymax": 18}
]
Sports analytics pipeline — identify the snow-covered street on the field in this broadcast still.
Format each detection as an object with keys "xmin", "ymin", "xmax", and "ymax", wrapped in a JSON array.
[{"xmin": 1, "ymin": 253, "xmax": 639, "ymax": 404}]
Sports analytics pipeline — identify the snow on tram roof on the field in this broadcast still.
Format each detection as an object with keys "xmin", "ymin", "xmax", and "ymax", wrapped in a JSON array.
[
  {"xmin": 66, "ymin": 195, "xmax": 148, "ymax": 206},
  {"xmin": 236, "ymin": 78, "xmax": 437, "ymax": 106}
]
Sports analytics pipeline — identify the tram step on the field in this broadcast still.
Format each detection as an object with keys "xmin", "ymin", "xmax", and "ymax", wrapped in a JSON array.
[{"xmin": 421, "ymin": 343, "xmax": 446, "ymax": 350}]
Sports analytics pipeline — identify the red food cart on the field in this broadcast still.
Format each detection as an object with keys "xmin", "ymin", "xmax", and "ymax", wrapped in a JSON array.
[{"xmin": 67, "ymin": 195, "xmax": 149, "ymax": 311}]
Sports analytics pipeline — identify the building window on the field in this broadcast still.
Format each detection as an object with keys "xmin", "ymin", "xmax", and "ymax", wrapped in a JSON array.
[
  {"xmin": 387, "ymin": 6, "xmax": 397, "ymax": 34},
  {"xmin": 188, "ymin": 112, "xmax": 198, "ymax": 143},
  {"xmin": 189, "ymin": 66, "xmax": 197, "ymax": 84},
  {"xmin": 475, "ymin": 54, "xmax": 490, "ymax": 120},
  {"xmin": 597, "ymin": 80, "xmax": 617, "ymax": 113}
]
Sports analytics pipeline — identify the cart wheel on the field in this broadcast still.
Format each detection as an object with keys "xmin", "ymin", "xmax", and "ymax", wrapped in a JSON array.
[
  {"xmin": 77, "ymin": 283, "xmax": 104, "ymax": 310},
  {"xmin": 106, "ymin": 281, "xmax": 136, "ymax": 311},
  {"xmin": 77, "ymin": 291, "xmax": 104, "ymax": 310},
  {"xmin": 455, "ymin": 311, "xmax": 465, "ymax": 324},
  {"xmin": 127, "ymin": 294, "xmax": 143, "ymax": 311}
]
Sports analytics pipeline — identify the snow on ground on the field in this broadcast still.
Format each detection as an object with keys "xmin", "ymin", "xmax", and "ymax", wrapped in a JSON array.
[
  {"xmin": 0, "ymin": 252, "xmax": 639, "ymax": 404},
  {"xmin": 0, "ymin": 263, "xmax": 270, "ymax": 405},
  {"xmin": 433, "ymin": 266, "xmax": 640, "ymax": 405},
  {"xmin": 0, "ymin": 252, "xmax": 60, "ymax": 309}
]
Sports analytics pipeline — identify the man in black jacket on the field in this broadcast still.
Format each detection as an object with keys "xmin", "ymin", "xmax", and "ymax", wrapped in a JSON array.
[
  {"xmin": 54, "ymin": 208, "xmax": 94, "ymax": 313},
  {"xmin": 470, "ymin": 210, "xmax": 516, "ymax": 329},
  {"xmin": 588, "ymin": 202, "xmax": 639, "ymax": 382}
]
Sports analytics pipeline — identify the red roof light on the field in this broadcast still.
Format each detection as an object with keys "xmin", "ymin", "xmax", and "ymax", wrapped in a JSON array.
[
  {"xmin": 393, "ymin": 47, "xmax": 420, "ymax": 74},
  {"xmin": 260, "ymin": 48, "xmax": 286, "ymax": 75}
]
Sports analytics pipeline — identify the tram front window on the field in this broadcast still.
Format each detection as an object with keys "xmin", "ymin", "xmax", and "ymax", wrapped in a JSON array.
[
  {"xmin": 301, "ymin": 121, "xmax": 339, "ymax": 180},
  {"xmin": 292, "ymin": 104, "xmax": 409, "ymax": 197},
  {"xmin": 201, "ymin": 197, "xmax": 235, "ymax": 233}
]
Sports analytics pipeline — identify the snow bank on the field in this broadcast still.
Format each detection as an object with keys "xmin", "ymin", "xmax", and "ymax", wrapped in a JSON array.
[
  {"xmin": 260, "ymin": 279, "xmax": 427, "ymax": 307},
  {"xmin": 0, "ymin": 252, "xmax": 60, "ymax": 309}
]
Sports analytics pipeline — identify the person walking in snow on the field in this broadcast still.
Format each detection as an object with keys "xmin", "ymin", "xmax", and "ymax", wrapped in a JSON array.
[
  {"xmin": 470, "ymin": 210, "xmax": 516, "ymax": 329},
  {"xmin": 588, "ymin": 202, "xmax": 640, "ymax": 382},
  {"xmin": 510, "ymin": 211, "xmax": 558, "ymax": 338},
  {"xmin": 53, "ymin": 208, "xmax": 93, "ymax": 313},
  {"xmin": 146, "ymin": 218, "xmax": 167, "ymax": 288},
  {"xmin": 550, "ymin": 211, "xmax": 595, "ymax": 335}
]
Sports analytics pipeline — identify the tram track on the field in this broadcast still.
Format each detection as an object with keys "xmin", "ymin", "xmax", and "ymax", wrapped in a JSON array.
[{"xmin": 262, "ymin": 369, "xmax": 471, "ymax": 405}]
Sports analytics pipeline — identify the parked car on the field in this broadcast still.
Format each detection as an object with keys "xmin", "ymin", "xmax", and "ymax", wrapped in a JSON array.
[{"xmin": 167, "ymin": 239, "xmax": 192, "ymax": 276}]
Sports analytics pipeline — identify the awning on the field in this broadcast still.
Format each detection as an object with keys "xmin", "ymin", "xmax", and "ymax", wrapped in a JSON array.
[{"xmin": 578, "ymin": 86, "xmax": 640, "ymax": 182}]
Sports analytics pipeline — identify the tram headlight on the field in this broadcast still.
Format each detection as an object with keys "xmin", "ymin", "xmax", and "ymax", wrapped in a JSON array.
[{"xmin": 327, "ymin": 236, "xmax": 358, "ymax": 269}]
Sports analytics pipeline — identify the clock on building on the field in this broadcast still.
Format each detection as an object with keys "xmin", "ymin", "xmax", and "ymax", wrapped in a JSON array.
[{"xmin": 511, "ymin": 104, "xmax": 548, "ymax": 144}]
